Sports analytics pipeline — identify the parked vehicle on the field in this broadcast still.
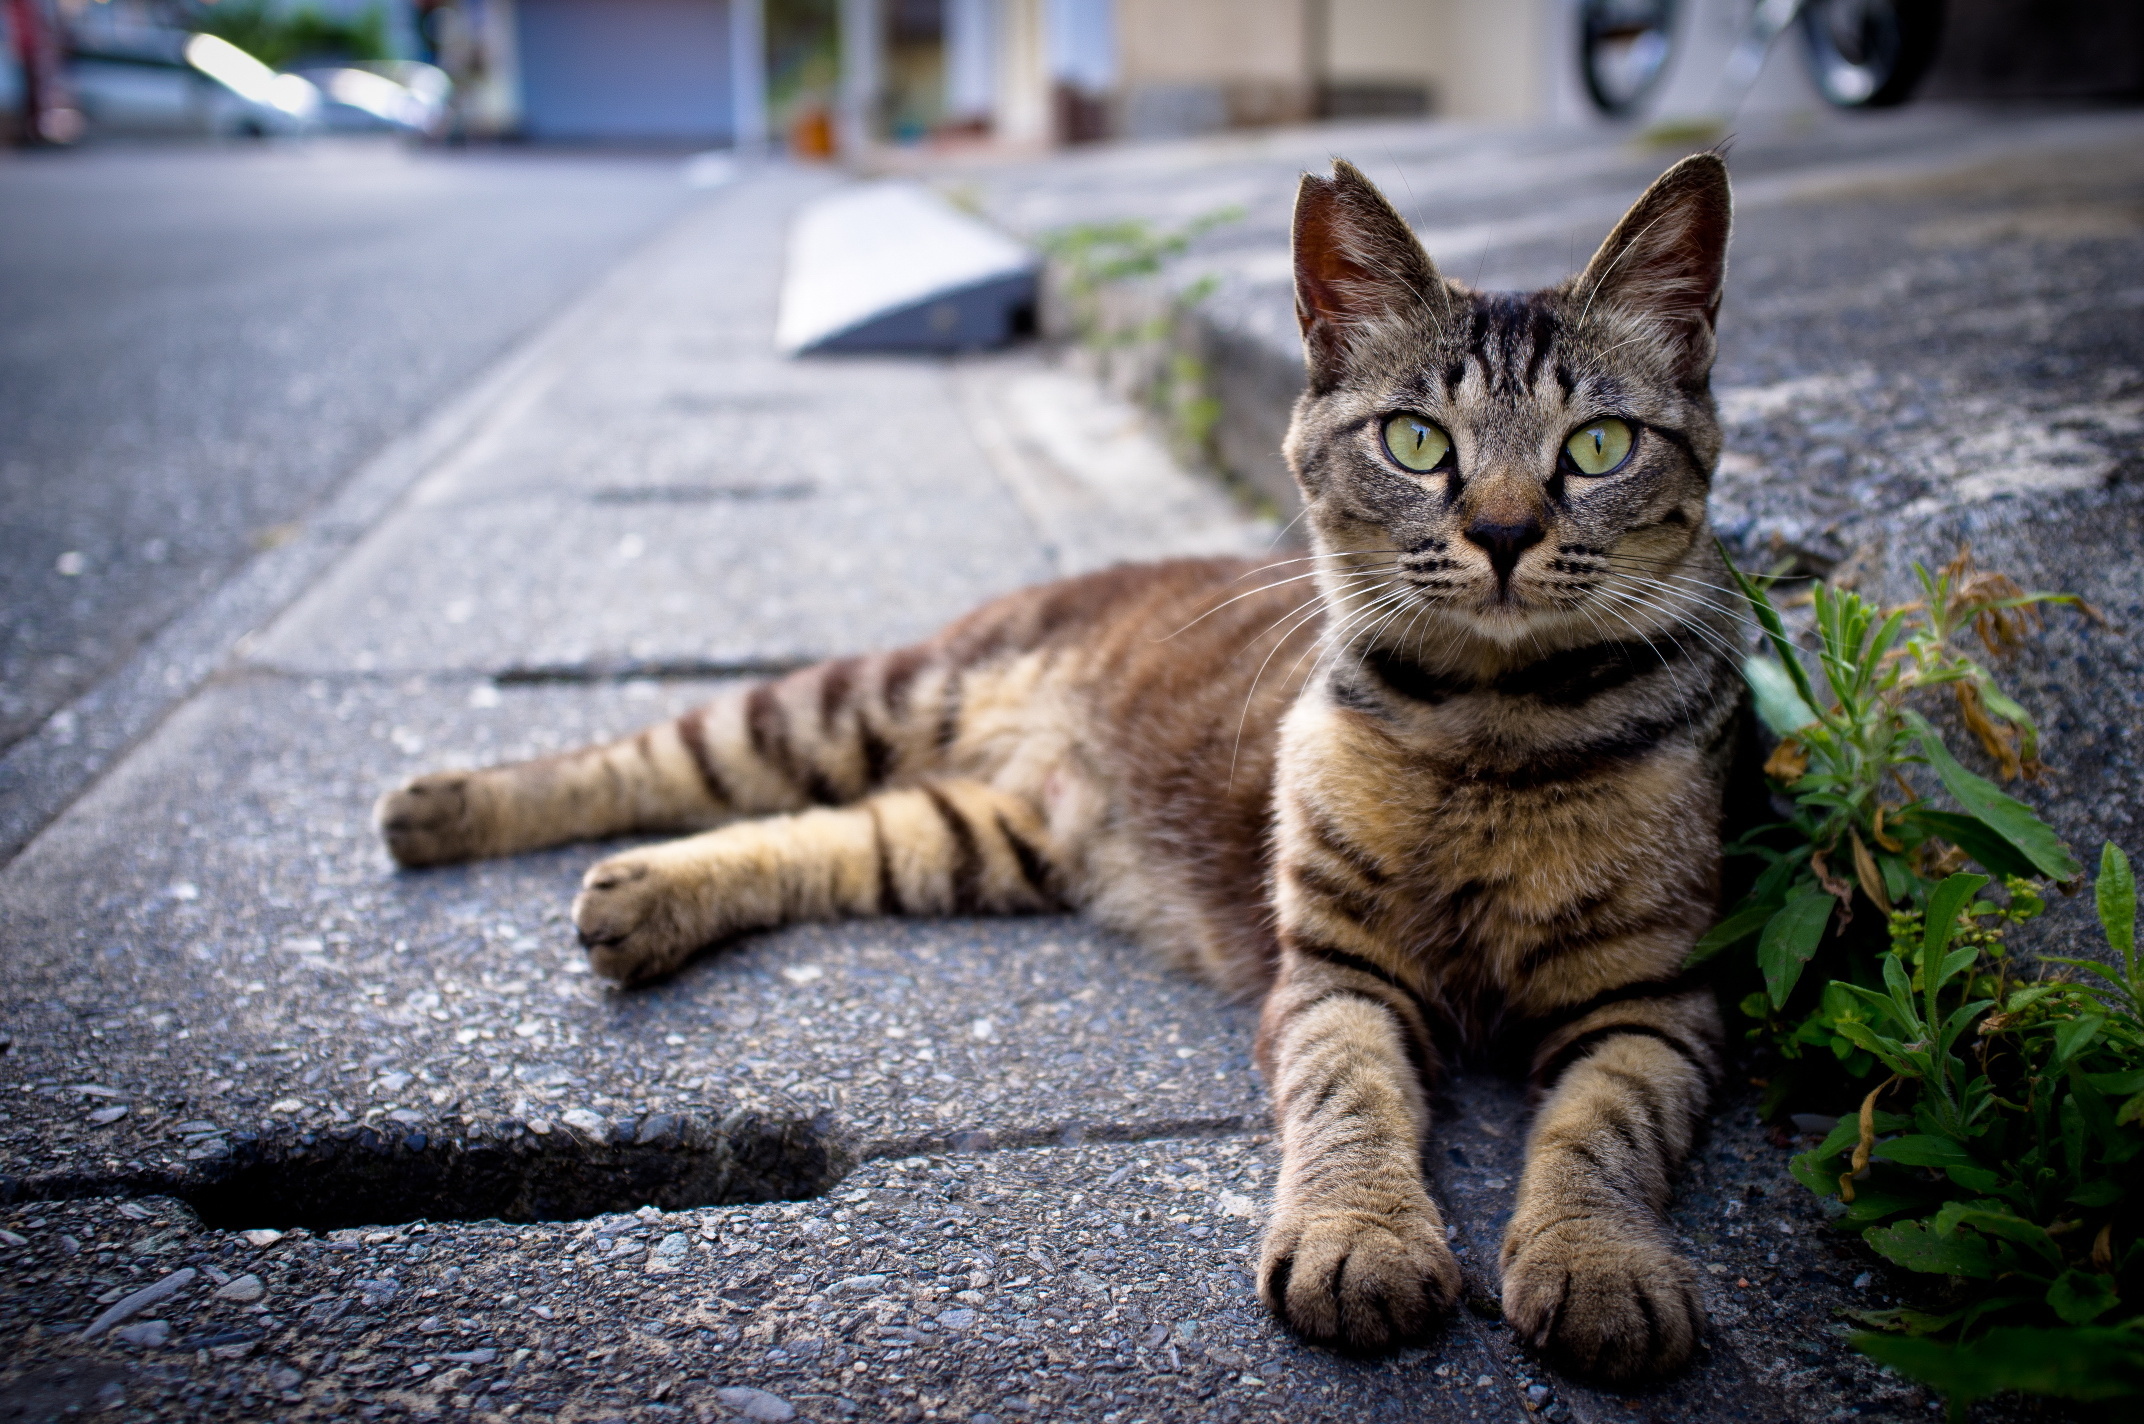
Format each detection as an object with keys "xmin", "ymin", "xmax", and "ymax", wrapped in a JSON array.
[{"xmin": 1578, "ymin": 0, "xmax": 1946, "ymax": 117}]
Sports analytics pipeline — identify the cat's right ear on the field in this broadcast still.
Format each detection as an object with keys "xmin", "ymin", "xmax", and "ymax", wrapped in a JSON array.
[{"xmin": 1293, "ymin": 160, "xmax": 1450, "ymax": 392}]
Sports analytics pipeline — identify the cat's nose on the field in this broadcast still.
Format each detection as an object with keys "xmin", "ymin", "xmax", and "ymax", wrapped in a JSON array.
[{"xmin": 1463, "ymin": 515, "xmax": 1545, "ymax": 583}]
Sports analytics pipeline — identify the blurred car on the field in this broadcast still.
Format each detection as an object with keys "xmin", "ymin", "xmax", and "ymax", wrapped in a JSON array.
[
  {"xmin": 290, "ymin": 60, "xmax": 452, "ymax": 137},
  {"xmin": 34, "ymin": 5, "xmax": 448, "ymax": 142}
]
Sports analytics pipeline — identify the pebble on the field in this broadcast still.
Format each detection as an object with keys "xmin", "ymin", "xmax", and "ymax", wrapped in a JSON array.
[
  {"xmin": 242, "ymin": 1229, "xmax": 285, "ymax": 1248},
  {"xmin": 113, "ymin": 1320, "xmax": 171, "ymax": 1347},
  {"xmin": 0, "ymin": 1229, "xmax": 24, "ymax": 1246},
  {"xmin": 561, "ymin": 1108, "xmax": 610, "ymax": 1142},
  {"xmin": 87, "ymin": 1105, "xmax": 129, "ymax": 1125},
  {"xmin": 82, "ymin": 1267, "xmax": 196, "ymax": 1339},
  {"xmin": 214, "ymin": 1274, "xmax": 266, "ymax": 1303},
  {"xmin": 1528, "ymin": 1384, "xmax": 1552, "ymax": 1408},
  {"xmin": 829, "ymin": 1274, "xmax": 886, "ymax": 1296},
  {"xmin": 715, "ymin": 1385, "xmax": 796, "ymax": 1421}
]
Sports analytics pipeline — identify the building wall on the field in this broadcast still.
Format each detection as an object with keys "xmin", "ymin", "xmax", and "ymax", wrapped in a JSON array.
[
  {"xmin": 1115, "ymin": 0, "xmax": 1313, "ymax": 136},
  {"xmin": 1429, "ymin": 0, "xmax": 1552, "ymax": 122},
  {"xmin": 1323, "ymin": 0, "xmax": 1441, "ymax": 116},
  {"xmin": 517, "ymin": 0, "xmax": 734, "ymax": 140}
]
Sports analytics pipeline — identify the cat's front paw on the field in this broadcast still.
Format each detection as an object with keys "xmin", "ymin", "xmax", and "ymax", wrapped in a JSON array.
[
  {"xmin": 376, "ymin": 772, "xmax": 485, "ymax": 868},
  {"xmin": 571, "ymin": 852, "xmax": 711, "ymax": 985},
  {"xmin": 1259, "ymin": 1199, "xmax": 1460, "ymax": 1353},
  {"xmin": 1500, "ymin": 1215, "xmax": 1702, "ymax": 1383}
]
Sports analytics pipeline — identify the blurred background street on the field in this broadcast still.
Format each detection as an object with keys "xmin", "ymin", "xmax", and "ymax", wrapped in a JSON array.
[
  {"xmin": 3, "ymin": 2, "xmax": 2144, "ymax": 1423},
  {"xmin": 0, "ymin": 145, "xmax": 697, "ymax": 750}
]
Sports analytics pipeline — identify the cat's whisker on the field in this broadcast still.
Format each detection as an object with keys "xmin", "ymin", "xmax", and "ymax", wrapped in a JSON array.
[
  {"xmin": 1162, "ymin": 565, "xmax": 1397, "ymax": 642},
  {"xmin": 1226, "ymin": 582, "xmax": 1409, "ymax": 784},
  {"xmin": 1590, "ymin": 585, "xmax": 1746, "ymax": 672},
  {"xmin": 1223, "ymin": 568, "xmax": 1403, "ymax": 660},
  {"xmin": 1598, "ymin": 576, "xmax": 1762, "ymax": 649}
]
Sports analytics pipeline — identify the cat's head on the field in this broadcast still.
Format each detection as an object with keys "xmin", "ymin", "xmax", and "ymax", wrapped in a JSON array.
[{"xmin": 1282, "ymin": 155, "xmax": 1731, "ymax": 656}]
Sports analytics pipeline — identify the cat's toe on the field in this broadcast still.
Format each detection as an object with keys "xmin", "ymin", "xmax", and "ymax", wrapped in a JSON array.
[
  {"xmin": 375, "ymin": 772, "xmax": 482, "ymax": 868},
  {"xmin": 1500, "ymin": 1217, "xmax": 1702, "ymax": 1383},
  {"xmin": 1259, "ymin": 1202, "xmax": 1459, "ymax": 1353},
  {"xmin": 572, "ymin": 855, "xmax": 701, "ymax": 985}
]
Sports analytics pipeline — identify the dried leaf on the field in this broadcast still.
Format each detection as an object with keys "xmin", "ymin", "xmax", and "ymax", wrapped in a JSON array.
[
  {"xmin": 1810, "ymin": 846, "xmax": 1855, "ymax": 927},
  {"xmin": 1763, "ymin": 736, "xmax": 1808, "ymax": 783},
  {"xmin": 1851, "ymin": 1076, "xmax": 1896, "ymax": 1183},
  {"xmin": 1871, "ymin": 803, "xmax": 1905, "ymax": 853},
  {"xmin": 1850, "ymin": 829, "xmax": 1888, "ymax": 909},
  {"xmin": 1952, "ymin": 680, "xmax": 2024, "ymax": 781}
]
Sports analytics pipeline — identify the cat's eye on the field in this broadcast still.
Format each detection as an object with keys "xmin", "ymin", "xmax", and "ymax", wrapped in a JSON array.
[
  {"xmin": 1382, "ymin": 414, "xmax": 1452, "ymax": 473},
  {"xmin": 1564, "ymin": 418, "xmax": 1634, "ymax": 475}
]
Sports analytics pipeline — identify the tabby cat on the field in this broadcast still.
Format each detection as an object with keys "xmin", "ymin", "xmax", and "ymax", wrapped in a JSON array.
[{"xmin": 376, "ymin": 154, "xmax": 1742, "ymax": 1382}]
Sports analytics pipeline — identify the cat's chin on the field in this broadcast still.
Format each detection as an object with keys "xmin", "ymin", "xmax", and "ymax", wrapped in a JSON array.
[{"xmin": 1447, "ymin": 599, "xmax": 1600, "ymax": 651}]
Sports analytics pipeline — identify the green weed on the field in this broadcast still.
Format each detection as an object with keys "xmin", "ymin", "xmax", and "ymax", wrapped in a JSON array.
[
  {"xmin": 1036, "ymin": 209, "xmax": 1242, "ymax": 467},
  {"xmin": 1711, "ymin": 553, "xmax": 2140, "ymax": 1415},
  {"xmin": 189, "ymin": 1, "xmax": 390, "ymax": 68}
]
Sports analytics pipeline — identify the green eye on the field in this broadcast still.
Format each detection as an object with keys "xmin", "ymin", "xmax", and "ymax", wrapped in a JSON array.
[
  {"xmin": 1382, "ymin": 414, "xmax": 1451, "ymax": 473},
  {"xmin": 1565, "ymin": 418, "xmax": 1634, "ymax": 475}
]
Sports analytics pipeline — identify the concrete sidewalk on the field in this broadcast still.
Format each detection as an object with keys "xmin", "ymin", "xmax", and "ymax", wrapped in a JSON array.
[{"xmin": 7, "ymin": 108, "xmax": 2141, "ymax": 1424}]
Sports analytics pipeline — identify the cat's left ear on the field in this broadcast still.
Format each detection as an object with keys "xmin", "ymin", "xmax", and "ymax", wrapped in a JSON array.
[{"xmin": 1574, "ymin": 153, "xmax": 1733, "ymax": 381}]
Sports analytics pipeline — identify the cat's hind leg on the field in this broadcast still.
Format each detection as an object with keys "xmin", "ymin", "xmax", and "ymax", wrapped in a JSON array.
[
  {"xmin": 570, "ymin": 778, "xmax": 1058, "ymax": 984},
  {"xmin": 1499, "ymin": 985, "xmax": 1721, "ymax": 1382},
  {"xmin": 376, "ymin": 650, "xmax": 950, "ymax": 867}
]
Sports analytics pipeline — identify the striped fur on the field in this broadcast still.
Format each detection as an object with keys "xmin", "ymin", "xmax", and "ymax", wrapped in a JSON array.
[{"xmin": 376, "ymin": 155, "xmax": 1742, "ymax": 1383}]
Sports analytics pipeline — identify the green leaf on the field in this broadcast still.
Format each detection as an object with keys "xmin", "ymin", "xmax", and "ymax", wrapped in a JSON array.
[
  {"xmin": 1923, "ymin": 873, "xmax": 1991, "ymax": 962},
  {"xmin": 2067, "ymin": 1179, "xmax": 2122, "ymax": 1207},
  {"xmin": 2055, "ymin": 1014, "xmax": 2107, "ymax": 1065},
  {"xmin": 1743, "ymin": 654, "xmax": 1820, "ymax": 736},
  {"xmin": 1893, "ymin": 809, "xmax": 2040, "ymax": 880},
  {"xmin": 1865, "ymin": 1219, "xmax": 1994, "ymax": 1278},
  {"xmin": 2085, "ymin": 1069, "xmax": 2144, "ymax": 1096},
  {"xmin": 2100, "ymin": 841, "xmax": 2136, "ymax": 975},
  {"xmin": 1944, "ymin": 1162, "xmax": 2008, "ymax": 1196},
  {"xmin": 1935, "ymin": 1204, "xmax": 2062, "ymax": 1265},
  {"xmin": 1874, "ymin": 1135, "xmax": 1975, "ymax": 1168},
  {"xmin": 1790, "ymin": 1151, "xmax": 1842, "ymax": 1196},
  {"xmin": 1722, "ymin": 552, "xmax": 1826, "ymax": 723},
  {"xmin": 1904, "ymin": 711, "xmax": 2082, "ymax": 880},
  {"xmin": 1840, "ymin": 1305, "xmax": 1963, "ymax": 1335},
  {"xmin": 2046, "ymin": 1269, "xmax": 2121, "ymax": 1326},
  {"xmin": 1761, "ymin": 888, "xmax": 1836, "ymax": 1008},
  {"xmin": 1685, "ymin": 900, "xmax": 1779, "ymax": 968},
  {"xmin": 1839, "ymin": 1187, "xmax": 1930, "ymax": 1230},
  {"xmin": 1853, "ymin": 1326, "xmax": 2144, "ymax": 1407}
]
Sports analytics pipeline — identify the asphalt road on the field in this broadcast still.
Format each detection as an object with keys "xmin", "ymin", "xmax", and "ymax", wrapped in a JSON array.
[{"xmin": 0, "ymin": 138, "xmax": 701, "ymax": 754}]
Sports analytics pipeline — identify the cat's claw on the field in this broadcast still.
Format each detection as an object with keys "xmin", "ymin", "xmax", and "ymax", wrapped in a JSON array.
[
  {"xmin": 375, "ymin": 772, "xmax": 482, "ymax": 868},
  {"xmin": 1259, "ymin": 1202, "xmax": 1460, "ymax": 1354},
  {"xmin": 1500, "ymin": 1216, "xmax": 1703, "ymax": 1383}
]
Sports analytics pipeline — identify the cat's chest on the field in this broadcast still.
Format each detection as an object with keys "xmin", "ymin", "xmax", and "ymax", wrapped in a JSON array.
[{"xmin": 1278, "ymin": 694, "xmax": 1711, "ymax": 961}]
